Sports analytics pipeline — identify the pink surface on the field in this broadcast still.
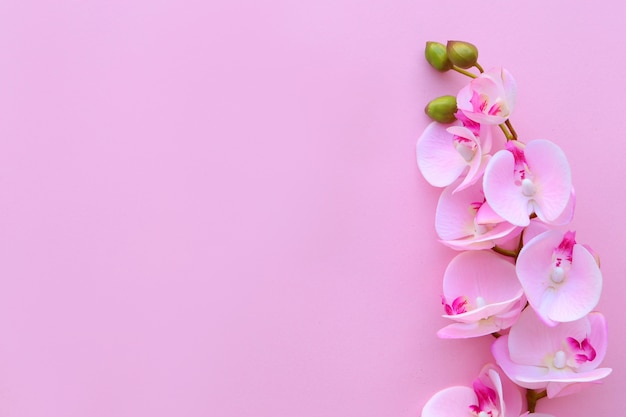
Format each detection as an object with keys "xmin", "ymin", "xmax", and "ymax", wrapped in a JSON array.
[{"xmin": 0, "ymin": 1, "xmax": 623, "ymax": 416}]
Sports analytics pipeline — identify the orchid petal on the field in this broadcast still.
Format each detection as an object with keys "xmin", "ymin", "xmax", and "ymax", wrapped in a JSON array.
[
  {"xmin": 421, "ymin": 386, "xmax": 475, "ymax": 417},
  {"xmin": 417, "ymin": 122, "xmax": 467, "ymax": 187},
  {"xmin": 524, "ymin": 140, "xmax": 572, "ymax": 223},
  {"xmin": 483, "ymin": 150, "xmax": 532, "ymax": 226},
  {"xmin": 491, "ymin": 335, "xmax": 549, "ymax": 390},
  {"xmin": 443, "ymin": 251, "xmax": 521, "ymax": 310}
]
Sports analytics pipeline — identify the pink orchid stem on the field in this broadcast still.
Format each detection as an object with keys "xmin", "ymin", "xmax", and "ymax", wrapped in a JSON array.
[
  {"xmin": 525, "ymin": 389, "xmax": 547, "ymax": 413},
  {"xmin": 474, "ymin": 62, "xmax": 484, "ymax": 73}
]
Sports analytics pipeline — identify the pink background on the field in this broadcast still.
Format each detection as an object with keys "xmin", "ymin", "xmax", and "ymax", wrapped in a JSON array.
[{"xmin": 0, "ymin": 1, "xmax": 623, "ymax": 416}]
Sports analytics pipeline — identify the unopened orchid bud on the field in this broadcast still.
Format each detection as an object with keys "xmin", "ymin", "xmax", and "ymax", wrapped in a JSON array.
[
  {"xmin": 425, "ymin": 95, "xmax": 457, "ymax": 123},
  {"xmin": 425, "ymin": 41, "xmax": 452, "ymax": 72},
  {"xmin": 446, "ymin": 40, "xmax": 479, "ymax": 69}
]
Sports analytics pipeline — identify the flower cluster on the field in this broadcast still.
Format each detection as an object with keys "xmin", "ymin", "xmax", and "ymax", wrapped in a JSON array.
[{"xmin": 417, "ymin": 41, "xmax": 611, "ymax": 416}]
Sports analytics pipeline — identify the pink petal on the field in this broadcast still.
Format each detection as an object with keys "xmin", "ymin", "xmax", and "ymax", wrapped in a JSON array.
[
  {"xmin": 417, "ymin": 122, "xmax": 467, "ymax": 187},
  {"xmin": 546, "ymin": 244, "xmax": 602, "ymax": 322},
  {"xmin": 540, "ymin": 187, "xmax": 576, "ymax": 226},
  {"xmin": 442, "ymin": 251, "xmax": 522, "ymax": 310},
  {"xmin": 446, "ymin": 126, "xmax": 486, "ymax": 193},
  {"xmin": 475, "ymin": 201, "xmax": 505, "ymax": 224},
  {"xmin": 517, "ymin": 231, "xmax": 602, "ymax": 324},
  {"xmin": 491, "ymin": 335, "xmax": 549, "ymax": 390},
  {"xmin": 435, "ymin": 181, "xmax": 519, "ymax": 250},
  {"xmin": 516, "ymin": 231, "xmax": 561, "ymax": 323},
  {"xmin": 421, "ymin": 386, "xmax": 476, "ymax": 417},
  {"xmin": 438, "ymin": 321, "xmax": 501, "ymax": 339},
  {"xmin": 443, "ymin": 297, "xmax": 523, "ymax": 324},
  {"xmin": 483, "ymin": 149, "xmax": 533, "ymax": 226},
  {"xmin": 578, "ymin": 312, "xmax": 609, "ymax": 373},
  {"xmin": 507, "ymin": 308, "xmax": 558, "ymax": 366},
  {"xmin": 524, "ymin": 140, "xmax": 572, "ymax": 223},
  {"xmin": 482, "ymin": 364, "xmax": 523, "ymax": 417},
  {"xmin": 483, "ymin": 67, "xmax": 517, "ymax": 112},
  {"xmin": 518, "ymin": 367, "xmax": 612, "ymax": 386},
  {"xmin": 435, "ymin": 181, "xmax": 481, "ymax": 241}
]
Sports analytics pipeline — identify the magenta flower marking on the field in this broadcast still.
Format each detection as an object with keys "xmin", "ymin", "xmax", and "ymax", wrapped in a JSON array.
[
  {"xmin": 442, "ymin": 295, "xmax": 469, "ymax": 315},
  {"xmin": 455, "ymin": 110, "xmax": 481, "ymax": 136},
  {"xmin": 567, "ymin": 337, "xmax": 597, "ymax": 364},
  {"xmin": 555, "ymin": 231, "xmax": 576, "ymax": 264},
  {"xmin": 469, "ymin": 378, "xmax": 498, "ymax": 416},
  {"xmin": 470, "ymin": 90, "xmax": 504, "ymax": 118}
]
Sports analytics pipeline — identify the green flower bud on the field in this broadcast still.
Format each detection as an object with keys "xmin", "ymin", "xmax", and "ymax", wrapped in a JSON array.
[
  {"xmin": 425, "ymin": 95, "xmax": 457, "ymax": 123},
  {"xmin": 424, "ymin": 41, "xmax": 452, "ymax": 72},
  {"xmin": 446, "ymin": 40, "xmax": 479, "ymax": 69}
]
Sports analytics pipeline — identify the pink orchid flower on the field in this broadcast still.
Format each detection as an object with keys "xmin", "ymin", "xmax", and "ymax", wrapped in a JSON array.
[
  {"xmin": 516, "ymin": 230, "xmax": 602, "ymax": 325},
  {"xmin": 417, "ymin": 120, "xmax": 494, "ymax": 193},
  {"xmin": 421, "ymin": 364, "xmax": 522, "ymax": 417},
  {"xmin": 438, "ymin": 251, "xmax": 525, "ymax": 338},
  {"xmin": 483, "ymin": 140, "xmax": 573, "ymax": 227},
  {"xmin": 457, "ymin": 67, "xmax": 517, "ymax": 125},
  {"xmin": 436, "ymin": 179, "xmax": 520, "ymax": 250},
  {"xmin": 492, "ymin": 308, "xmax": 611, "ymax": 399}
]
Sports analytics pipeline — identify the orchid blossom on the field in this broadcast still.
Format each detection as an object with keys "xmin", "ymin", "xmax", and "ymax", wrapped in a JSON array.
[
  {"xmin": 516, "ymin": 230, "xmax": 602, "ymax": 325},
  {"xmin": 435, "ymin": 179, "xmax": 520, "ymax": 250},
  {"xmin": 483, "ymin": 140, "xmax": 573, "ymax": 227},
  {"xmin": 492, "ymin": 308, "xmax": 611, "ymax": 399},
  {"xmin": 438, "ymin": 251, "xmax": 525, "ymax": 338},
  {"xmin": 417, "ymin": 119, "xmax": 493, "ymax": 193},
  {"xmin": 421, "ymin": 364, "xmax": 522, "ymax": 417},
  {"xmin": 456, "ymin": 67, "xmax": 517, "ymax": 125}
]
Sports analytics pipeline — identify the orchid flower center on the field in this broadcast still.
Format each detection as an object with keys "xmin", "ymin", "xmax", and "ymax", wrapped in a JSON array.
[
  {"xmin": 474, "ymin": 223, "xmax": 489, "ymax": 235},
  {"xmin": 506, "ymin": 142, "xmax": 537, "ymax": 198},
  {"xmin": 521, "ymin": 178, "xmax": 536, "ymax": 197},
  {"xmin": 550, "ymin": 231, "xmax": 576, "ymax": 286},
  {"xmin": 470, "ymin": 91, "xmax": 507, "ymax": 118},
  {"xmin": 454, "ymin": 136, "xmax": 477, "ymax": 162},
  {"xmin": 548, "ymin": 336, "xmax": 597, "ymax": 371},
  {"xmin": 550, "ymin": 266, "xmax": 565, "ymax": 283},
  {"xmin": 469, "ymin": 379, "xmax": 500, "ymax": 417},
  {"xmin": 553, "ymin": 350, "xmax": 567, "ymax": 369},
  {"xmin": 470, "ymin": 198, "xmax": 495, "ymax": 237},
  {"xmin": 442, "ymin": 296, "xmax": 469, "ymax": 315},
  {"xmin": 475, "ymin": 296, "xmax": 486, "ymax": 308}
]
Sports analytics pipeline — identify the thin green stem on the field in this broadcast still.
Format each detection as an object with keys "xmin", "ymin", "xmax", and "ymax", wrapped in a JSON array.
[
  {"xmin": 526, "ymin": 389, "xmax": 547, "ymax": 413},
  {"xmin": 505, "ymin": 119, "xmax": 518, "ymax": 140},
  {"xmin": 451, "ymin": 66, "xmax": 477, "ymax": 78},
  {"xmin": 499, "ymin": 123, "xmax": 513, "ymax": 141},
  {"xmin": 474, "ymin": 62, "xmax": 484, "ymax": 73},
  {"xmin": 492, "ymin": 245, "xmax": 517, "ymax": 259}
]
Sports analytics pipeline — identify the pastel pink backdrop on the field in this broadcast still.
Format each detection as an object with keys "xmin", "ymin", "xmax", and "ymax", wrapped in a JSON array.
[{"xmin": 0, "ymin": 1, "xmax": 623, "ymax": 416}]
